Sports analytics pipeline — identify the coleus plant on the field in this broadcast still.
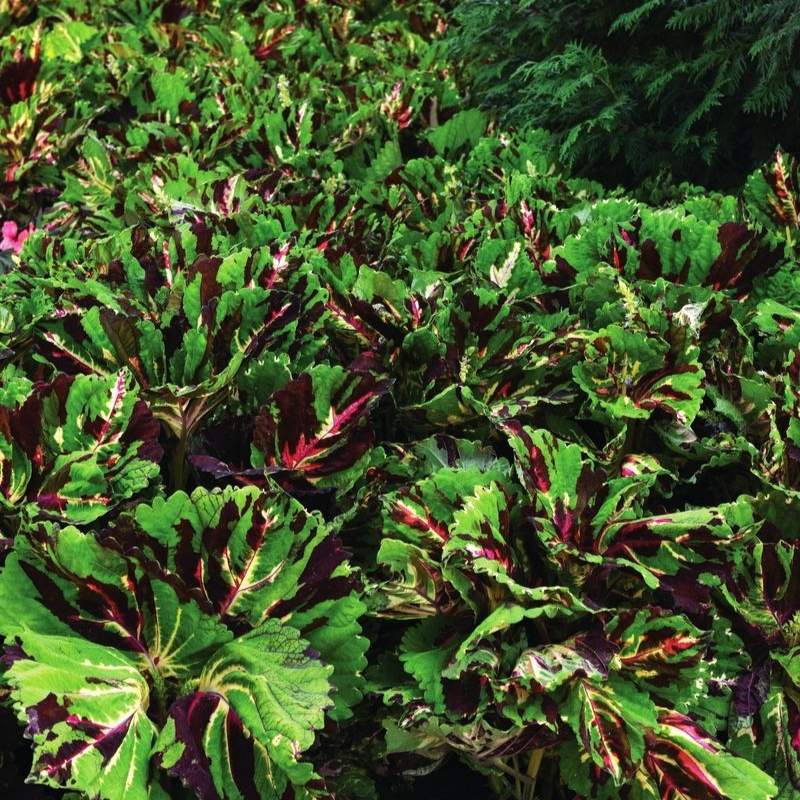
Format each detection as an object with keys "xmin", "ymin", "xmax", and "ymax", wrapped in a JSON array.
[
  {"xmin": 372, "ymin": 429, "xmax": 775, "ymax": 800},
  {"xmin": 0, "ymin": 0, "xmax": 800, "ymax": 798},
  {"xmin": 0, "ymin": 483, "xmax": 366, "ymax": 799},
  {"xmin": 2, "ymin": 225, "xmax": 329, "ymax": 492},
  {"xmin": 0, "ymin": 369, "xmax": 162, "ymax": 526}
]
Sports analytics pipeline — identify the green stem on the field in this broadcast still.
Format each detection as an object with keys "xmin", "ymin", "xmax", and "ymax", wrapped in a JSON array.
[
  {"xmin": 513, "ymin": 755, "xmax": 522, "ymax": 799},
  {"xmin": 147, "ymin": 658, "xmax": 167, "ymax": 725}
]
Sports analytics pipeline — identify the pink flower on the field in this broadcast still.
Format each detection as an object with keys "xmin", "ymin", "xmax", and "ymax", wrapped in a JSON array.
[{"xmin": 0, "ymin": 220, "xmax": 33, "ymax": 254}]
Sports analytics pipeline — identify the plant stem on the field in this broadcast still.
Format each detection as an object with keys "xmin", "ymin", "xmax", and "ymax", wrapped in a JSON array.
[
  {"xmin": 146, "ymin": 657, "xmax": 167, "ymax": 725},
  {"xmin": 170, "ymin": 425, "xmax": 188, "ymax": 493},
  {"xmin": 513, "ymin": 755, "xmax": 522, "ymax": 799}
]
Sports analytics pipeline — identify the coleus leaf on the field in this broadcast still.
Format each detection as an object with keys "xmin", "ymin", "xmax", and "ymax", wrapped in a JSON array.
[
  {"xmin": 398, "ymin": 616, "xmax": 458, "ymax": 714},
  {"xmin": 441, "ymin": 482, "xmax": 519, "ymax": 608},
  {"xmin": 503, "ymin": 423, "xmax": 757, "ymax": 583},
  {"xmin": 715, "ymin": 539, "xmax": 800, "ymax": 652},
  {"xmin": 710, "ymin": 536, "xmax": 800, "ymax": 758},
  {"xmin": 251, "ymin": 365, "xmax": 390, "ymax": 494},
  {"xmin": 389, "ymin": 470, "xmax": 596, "ymax": 722},
  {"xmin": 730, "ymin": 683, "xmax": 800, "ymax": 798},
  {"xmin": 572, "ymin": 323, "xmax": 705, "ymax": 426},
  {"xmin": 502, "ymin": 421, "xmax": 609, "ymax": 556},
  {"xmin": 404, "ymin": 289, "xmax": 578, "ymax": 425},
  {"xmin": 376, "ymin": 446, "xmax": 513, "ymax": 618},
  {"xmin": 443, "ymin": 482, "xmax": 600, "ymax": 630},
  {"xmin": 561, "ymin": 709, "xmax": 776, "ymax": 800},
  {"xmin": 114, "ymin": 484, "xmax": 367, "ymax": 720},
  {"xmin": 382, "ymin": 464, "xmax": 511, "ymax": 551},
  {"xmin": 473, "ymin": 238, "xmax": 544, "ymax": 295},
  {"xmin": 600, "ymin": 608, "xmax": 720, "ymax": 731},
  {"xmin": 426, "ymin": 109, "xmax": 486, "ymax": 157},
  {"xmin": 500, "ymin": 628, "xmax": 619, "ymax": 736},
  {"xmin": 504, "ymin": 609, "xmax": 712, "ymax": 739},
  {"xmin": 597, "ymin": 502, "xmax": 756, "ymax": 583},
  {"xmin": 125, "ymin": 485, "xmax": 341, "ymax": 627},
  {"xmin": 0, "ymin": 527, "xmax": 227, "ymax": 798},
  {"xmin": 564, "ymin": 674, "xmax": 657, "ymax": 785},
  {"xmin": 0, "ymin": 526, "xmax": 232, "ymax": 680},
  {"xmin": 287, "ymin": 593, "xmax": 367, "ymax": 722},
  {"xmin": 28, "ymin": 231, "xmax": 330, "ymax": 431},
  {"xmin": 156, "ymin": 620, "xmax": 333, "ymax": 799},
  {"xmin": 5, "ymin": 633, "xmax": 159, "ymax": 800},
  {"xmin": 0, "ymin": 371, "xmax": 161, "ymax": 523},
  {"xmin": 397, "ymin": 586, "xmax": 595, "ymax": 723},
  {"xmin": 635, "ymin": 711, "xmax": 777, "ymax": 800},
  {"xmin": 636, "ymin": 210, "xmax": 781, "ymax": 293},
  {"xmin": 443, "ymin": 589, "xmax": 596, "ymax": 680},
  {"xmin": 745, "ymin": 149, "xmax": 800, "ymax": 237},
  {"xmin": 705, "ymin": 222, "xmax": 783, "ymax": 294},
  {"xmin": 555, "ymin": 207, "xmax": 781, "ymax": 295},
  {"xmin": 510, "ymin": 636, "xmax": 610, "ymax": 695},
  {"xmin": 635, "ymin": 211, "xmax": 722, "ymax": 285},
  {"xmin": 607, "ymin": 608, "xmax": 708, "ymax": 701},
  {"xmin": 0, "ymin": 522, "xmax": 337, "ymax": 798},
  {"xmin": 374, "ymin": 536, "xmax": 445, "ymax": 619}
]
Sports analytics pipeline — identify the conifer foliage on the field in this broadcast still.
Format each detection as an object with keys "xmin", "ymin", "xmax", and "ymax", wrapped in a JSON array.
[{"xmin": 447, "ymin": 0, "xmax": 800, "ymax": 186}]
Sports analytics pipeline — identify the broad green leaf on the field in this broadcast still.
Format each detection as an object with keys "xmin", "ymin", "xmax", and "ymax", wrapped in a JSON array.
[
  {"xmin": 157, "ymin": 620, "xmax": 333, "ymax": 797},
  {"xmin": 7, "ymin": 634, "xmax": 157, "ymax": 800},
  {"xmin": 427, "ymin": 109, "xmax": 486, "ymax": 157},
  {"xmin": 43, "ymin": 22, "xmax": 99, "ymax": 63}
]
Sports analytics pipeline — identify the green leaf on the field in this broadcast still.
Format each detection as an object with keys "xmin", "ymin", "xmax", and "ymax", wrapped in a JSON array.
[
  {"xmin": 42, "ymin": 22, "xmax": 99, "ymax": 63},
  {"xmin": 399, "ymin": 617, "xmax": 457, "ymax": 713},
  {"xmin": 564, "ymin": 675, "xmax": 657, "ymax": 785},
  {"xmin": 150, "ymin": 69, "xmax": 193, "ymax": 118},
  {"xmin": 157, "ymin": 620, "xmax": 333, "ymax": 796},
  {"xmin": 289, "ymin": 593, "xmax": 369, "ymax": 721},
  {"xmin": 7, "ymin": 634, "xmax": 157, "ymax": 800},
  {"xmin": 427, "ymin": 109, "xmax": 486, "ymax": 156}
]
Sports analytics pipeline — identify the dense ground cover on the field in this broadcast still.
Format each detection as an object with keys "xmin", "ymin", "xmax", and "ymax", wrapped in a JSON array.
[{"xmin": 1, "ymin": 1, "xmax": 800, "ymax": 799}]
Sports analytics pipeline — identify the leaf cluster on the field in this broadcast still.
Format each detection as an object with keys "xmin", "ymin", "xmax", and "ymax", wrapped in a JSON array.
[{"xmin": 0, "ymin": 1, "xmax": 799, "ymax": 800}]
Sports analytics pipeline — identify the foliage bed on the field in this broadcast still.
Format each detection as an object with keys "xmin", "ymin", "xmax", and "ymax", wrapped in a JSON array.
[{"xmin": 0, "ymin": 1, "xmax": 800, "ymax": 799}]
